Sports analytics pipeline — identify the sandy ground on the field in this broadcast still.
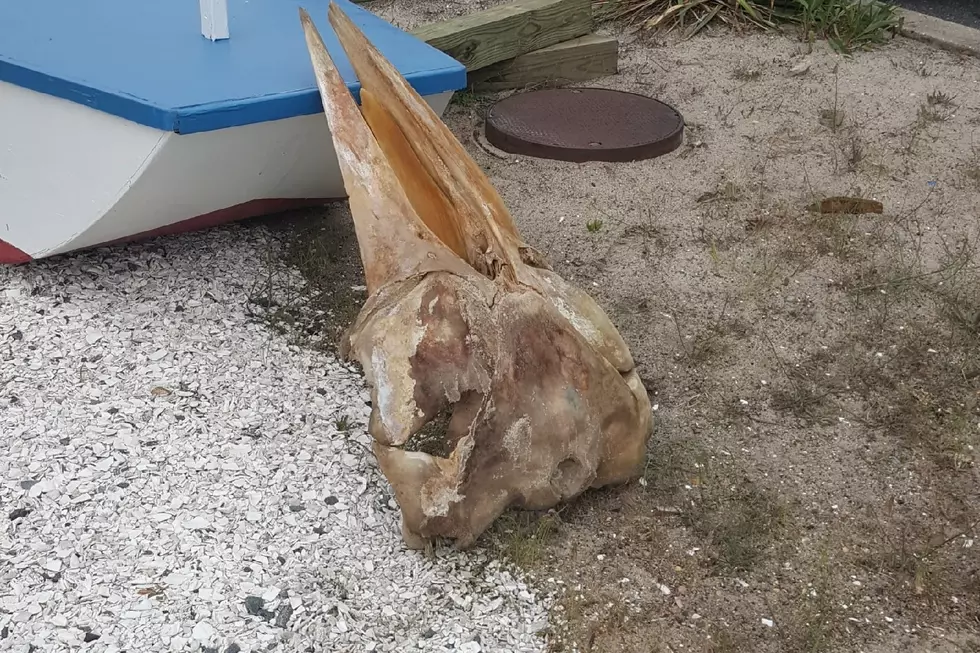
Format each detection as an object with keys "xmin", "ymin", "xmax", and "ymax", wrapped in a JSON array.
[
  {"xmin": 266, "ymin": 12, "xmax": 980, "ymax": 653},
  {"xmin": 462, "ymin": 27, "xmax": 980, "ymax": 652}
]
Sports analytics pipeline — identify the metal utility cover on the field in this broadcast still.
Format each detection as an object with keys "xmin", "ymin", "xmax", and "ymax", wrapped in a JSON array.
[{"xmin": 485, "ymin": 88, "xmax": 684, "ymax": 163}]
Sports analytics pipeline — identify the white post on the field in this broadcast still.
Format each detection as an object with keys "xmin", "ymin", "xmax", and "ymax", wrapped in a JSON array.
[{"xmin": 200, "ymin": 0, "xmax": 230, "ymax": 41}]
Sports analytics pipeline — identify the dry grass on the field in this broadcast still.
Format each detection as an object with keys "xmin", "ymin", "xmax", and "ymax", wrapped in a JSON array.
[
  {"xmin": 489, "ymin": 511, "xmax": 564, "ymax": 570},
  {"xmin": 595, "ymin": 0, "xmax": 901, "ymax": 53}
]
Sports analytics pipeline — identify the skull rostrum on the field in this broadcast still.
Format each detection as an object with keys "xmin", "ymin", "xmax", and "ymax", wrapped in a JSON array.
[{"xmin": 300, "ymin": 3, "xmax": 653, "ymax": 550}]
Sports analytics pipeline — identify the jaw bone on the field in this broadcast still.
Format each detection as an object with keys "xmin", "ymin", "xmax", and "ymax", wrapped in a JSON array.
[{"xmin": 299, "ymin": 4, "xmax": 653, "ymax": 550}]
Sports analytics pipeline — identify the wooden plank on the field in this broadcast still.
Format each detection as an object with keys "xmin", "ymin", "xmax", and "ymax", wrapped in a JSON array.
[
  {"xmin": 468, "ymin": 34, "xmax": 618, "ymax": 91},
  {"xmin": 410, "ymin": 0, "xmax": 593, "ymax": 72}
]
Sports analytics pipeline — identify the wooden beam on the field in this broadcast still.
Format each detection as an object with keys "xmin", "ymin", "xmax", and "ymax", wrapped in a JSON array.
[
  {"xmin": 410, "ymin": 0, "xmax": 593, "ymax": 72},
  {"xmin": 468, "ymin": 34, "xmax": 618, "ymax": 92}
]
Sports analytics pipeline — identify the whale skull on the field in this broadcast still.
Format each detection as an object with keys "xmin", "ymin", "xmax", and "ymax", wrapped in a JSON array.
[{"xmin": 299, "ymin": 4, "xmax": 653, "ymax": 549}]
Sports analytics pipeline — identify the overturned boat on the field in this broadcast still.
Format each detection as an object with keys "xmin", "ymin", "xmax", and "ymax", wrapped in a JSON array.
[{"xmin": 0, "ymin": 0, "xmax": 465, "ymax": 264}]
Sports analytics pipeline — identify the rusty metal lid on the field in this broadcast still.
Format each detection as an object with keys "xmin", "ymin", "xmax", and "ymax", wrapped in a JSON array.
[{"xmin": 484, "ymin": 88, "xmax": 684, "ymax": 163}]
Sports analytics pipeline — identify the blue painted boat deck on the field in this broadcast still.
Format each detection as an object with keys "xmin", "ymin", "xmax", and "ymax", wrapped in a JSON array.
[{"xmin": 0, "ymin": 0, "xmax": 466, "ymax": 134}]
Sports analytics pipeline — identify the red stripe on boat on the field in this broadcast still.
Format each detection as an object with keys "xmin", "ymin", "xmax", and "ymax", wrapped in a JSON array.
[
  {"xmin": 0, "ymin": 239, "xmax": 32, "ymax": 265},
  {"xmin": 100, "ymin": 198, "xmax": 330, "ymax": 248},
  {"xmin": 0, "ymin": 198, "xmax": 330, "ymax": 265}
]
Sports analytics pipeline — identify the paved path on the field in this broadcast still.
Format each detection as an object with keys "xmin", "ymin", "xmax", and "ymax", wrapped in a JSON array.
[{"xmin": 893, "ymin": 0, "xmax": 980, "ymax": 30}]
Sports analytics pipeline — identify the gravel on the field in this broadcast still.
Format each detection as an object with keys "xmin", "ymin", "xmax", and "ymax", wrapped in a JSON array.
[{"xmin": 0, "ymin": 226, "xmax": 552, "ymax": 653}]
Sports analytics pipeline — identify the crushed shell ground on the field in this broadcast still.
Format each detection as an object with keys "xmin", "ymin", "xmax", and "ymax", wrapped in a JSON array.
[{"xmin": 0, "ymin": 229, "xmax": 553, "ymax": 653}]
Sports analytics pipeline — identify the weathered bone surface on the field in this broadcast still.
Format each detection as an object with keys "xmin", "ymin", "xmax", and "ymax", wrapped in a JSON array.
[{"xmin": 299, "ymin": 4, "xmax": 653, "ymax": 549}]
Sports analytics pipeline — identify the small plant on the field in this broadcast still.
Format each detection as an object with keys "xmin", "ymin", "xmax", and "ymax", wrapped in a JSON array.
[
  {"xmin": 335, "ymin": 415, "xmax": 353, "ymax": 431},
  {"xmin": 918, "ymin": 103, "xmax": 949, "ymax": 124},
  {"xmin": 778, "ymin": 545, "xmax": 840, "ymax": 652},
  {"xmin": 902, "ymin": 119, "xmax": 925, "ymax": 155},
  {"xmin": 491, "ymin": 511, "xmax": 562, "ymax": 568},
  {"xmin": 926, "ymin": 89, "xmax": 956, "ymax": 107},
  {"xmin": 686, "ymin": 468, "xmax": 787, "ymax": 571},
  {"xmin": 819, "ymin": 65, "xmax": 845, "ymax": 131},
  {"xmin": 846, "ymin": 138, "xmax": 864, "ymax": 170},
  {"xmin": 797, "ymin": 0, "xmax": 901, "ymax": 53},
  {"xmin": 586, "ymin": 218, "xmax": 604, "ymax": 233},
  {"xmin": 450, "ymin": 90, "xmax": 486, "ymax": 108}
]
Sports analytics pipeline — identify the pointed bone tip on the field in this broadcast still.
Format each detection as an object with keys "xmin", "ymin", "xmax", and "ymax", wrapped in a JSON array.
[
  {"xmin": 298, "ymin": 7, "xmax": 313, "ymax": 26},
  {"xmin": 299, "ymin": 6, "xmax": 326, "ymax": 47},
  {"xmin": 328, "ymin": 0, "xmax": 352, "ymax": 25}
]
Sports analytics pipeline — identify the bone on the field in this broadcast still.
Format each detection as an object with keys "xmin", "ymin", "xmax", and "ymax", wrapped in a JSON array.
[{"xmin": 299, "ymin": 2, "xmax": 653, "ymax": 550}]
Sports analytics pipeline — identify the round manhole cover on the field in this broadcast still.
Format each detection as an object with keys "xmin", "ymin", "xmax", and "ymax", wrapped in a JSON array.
[{"xmin": 484, "ymin": 88, "xmax": 685, "ymax": 163}]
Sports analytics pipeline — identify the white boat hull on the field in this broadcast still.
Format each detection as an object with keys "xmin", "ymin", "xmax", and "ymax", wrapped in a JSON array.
[{"xmin": 0, "ymin": 79, "xmax": 454, "ymax": 264}]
